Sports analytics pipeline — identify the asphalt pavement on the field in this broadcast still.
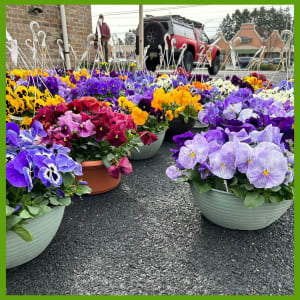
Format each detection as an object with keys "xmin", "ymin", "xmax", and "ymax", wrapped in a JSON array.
[{"xmin": 6, "ymin": 137, "xmax": 294, "ymax": 295}]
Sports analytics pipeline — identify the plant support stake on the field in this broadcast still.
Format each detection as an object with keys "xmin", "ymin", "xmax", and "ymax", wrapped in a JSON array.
[{"xmin": 59, "ymin": 5, "xmax": 71, "ymax": 70}]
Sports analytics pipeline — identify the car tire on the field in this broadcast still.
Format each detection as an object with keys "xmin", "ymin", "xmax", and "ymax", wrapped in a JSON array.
[
  {"xmin": 144, "ymin": 21, "xmax": 166, "ymax": 50},
  {"xmin": 146, "ymin": 57, "xmax": 159, "ymax": 71},
  {"xmin": 183, "ymin": 51, "xmax": 194, "ymax": 72},
  {"xmin": 208, "ymin": 55, "xmax": 220, "ymax": 75}
]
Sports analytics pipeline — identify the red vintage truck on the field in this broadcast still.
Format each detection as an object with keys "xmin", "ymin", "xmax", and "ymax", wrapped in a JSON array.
[{"xmin": 136, "ymin": 14, "xmax": 221, "ymax": 74}]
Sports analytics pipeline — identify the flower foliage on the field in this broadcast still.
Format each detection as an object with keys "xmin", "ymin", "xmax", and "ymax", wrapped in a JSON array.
[
  {"xmin": 6, "ymin": 121, "xmax": 91, "ymax": 241},
  {"xmin": 166, "ymin": 125, "xmax": 294, "ymax": 208},
  {"xmin": 32, "ymin": 97, "xmax": 154, "ymax": 176}
]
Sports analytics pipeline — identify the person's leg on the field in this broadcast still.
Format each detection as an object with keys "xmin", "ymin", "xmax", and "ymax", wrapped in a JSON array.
[
  {"xmin": 104, "ymin": 41, "xmax": 108, "ymax": 62},
  {"xmin": 101, "ymin": 40, "xmax": 105, "ymax": 62}
]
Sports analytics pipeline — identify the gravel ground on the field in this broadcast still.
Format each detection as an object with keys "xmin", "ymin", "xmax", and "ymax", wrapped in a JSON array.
[{"xmin": 6, "ymin": 138, "xmax": 294, "ymax": 295}]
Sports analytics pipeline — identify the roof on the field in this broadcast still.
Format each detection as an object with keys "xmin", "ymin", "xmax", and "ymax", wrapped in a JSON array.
[{"xmin": 144, "ymin": 14, "xmax": 203, "ymax": 29}]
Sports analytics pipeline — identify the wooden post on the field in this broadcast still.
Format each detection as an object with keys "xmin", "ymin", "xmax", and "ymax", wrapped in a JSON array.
[{"xmin": 138, "ymin": 5, "xmax": 144, "ymax": 71}]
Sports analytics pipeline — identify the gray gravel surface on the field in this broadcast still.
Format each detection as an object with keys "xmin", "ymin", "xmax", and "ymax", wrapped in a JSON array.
[{"xmin": 6, "ymin": 140, "xmax": 294, "ymax": 295}]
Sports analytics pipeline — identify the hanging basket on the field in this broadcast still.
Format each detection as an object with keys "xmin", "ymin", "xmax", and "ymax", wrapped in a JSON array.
[{"xmin": 190, "ymin": 182, "xmax": 293, "ymax": 230}]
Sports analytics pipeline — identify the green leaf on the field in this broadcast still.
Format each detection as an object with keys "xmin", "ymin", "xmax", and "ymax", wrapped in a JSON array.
[
  {"xmin": 269, "ymin": 193, "xmax": 282, "ymax": 203},
  {"xmin": 271, "ymin": 186, "xmax": 281, "ymax": 192},
  {"xmin": 6, "ymin": 215, "xmax": 22, "ymax": 230},
  {"xmin": 6, "ymin": 205, "xmax": 15, "ymax": 217},
  {"xmin": 62, "ymin": 173, "xmax": 75, "ymax": 187},
  {"xmin": 102, "ymin": 156, "xmax": 110, "ymax": 169},
  {"xmin": 37, "ymin": 205, "xmax": 52, "ymax": 216},
  {"xmin": 229, "ymin": 177, "xmax": 238, "ymax": 187},
  {"xmin": 214, "ymin": 177, "xmax": 226, "ymax": 191},
  {"xmin": 32, "ymin": 195, "xmax": 45, "ymax": 205},
  {"xmin": 58, "ymin": 197, "xmax": 71, "ymax": 206},
  {"xmin": 76, "ymin": 185, "xmax": 92, "ymax": 196},
  {"xmin": 231, "ymin": 186, "xmax": 247, "ymax": 200},
  {"xmin": 106, "ymin": 153, "xmax": 115, "ymax": 161},
  {"xmin": 243, "ymin": 183, "xmax": 255, "ymax": 191},
  {"xmin": 26, "ymin": 206, "xmax": 40, "ymax": 216},
  {"xmin": 244, "ymin": 192, "xmax": 265, "ymax": 208},
  {"xmin": 19, "ymin": 209, "xmax": 34, "ymax": 219},
  {"xmin": 173, "ymin": 176, "xmax": 189, "ymax": 183},
  {"xmin": 49, "ymin": 197, "xmax": 60, "ymax": 205},
  {"xmin": 193, "ymin": 180, "xmax": 211, "ymax": 193},
  {"xmin": 12, "ymin": 225, "xmax": 33, "ymax": 242}
]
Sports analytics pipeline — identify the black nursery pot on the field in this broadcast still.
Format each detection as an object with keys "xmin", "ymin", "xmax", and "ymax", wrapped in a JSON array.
[{"xmin": 165, "ymin": 117, "xmax": 196, "ymax": 141}]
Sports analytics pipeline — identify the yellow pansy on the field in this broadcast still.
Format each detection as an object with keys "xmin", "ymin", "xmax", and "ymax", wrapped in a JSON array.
[
  {"xmin": 131, "ymin": 107, "xmax": 149, "ymax": 126},
  {"xmin": 20, "ymin": 117, "xmax": 33, "ymax": 130}
]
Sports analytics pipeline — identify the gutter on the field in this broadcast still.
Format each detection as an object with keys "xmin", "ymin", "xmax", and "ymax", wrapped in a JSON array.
[{"xmin": 59, "ymin": 5, "xmax": 71, "ymax": 69}]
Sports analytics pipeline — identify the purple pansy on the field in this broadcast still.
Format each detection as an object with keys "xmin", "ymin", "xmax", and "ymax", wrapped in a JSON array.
[
  {"xmin": 177, "ymin": 134, "xmax": 209, "ymax": 169},
  {"xmin": 247, "ymin": 146, "xmax": 288, "ymax": 188},
  {"xmin": 209, "ymin": 142, "xmax": 236, "ymax": 179},
  {"xmin": 166, "ymin": 166, "xmax": 183, "ymax": 180}
]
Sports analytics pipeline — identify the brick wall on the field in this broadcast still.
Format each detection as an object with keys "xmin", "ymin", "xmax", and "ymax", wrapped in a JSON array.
[{"xmin": 6, "ymin": 5, "xmax": 93, "ymax": 70}]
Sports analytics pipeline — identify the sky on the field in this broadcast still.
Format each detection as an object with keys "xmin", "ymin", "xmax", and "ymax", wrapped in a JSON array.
[{"xmin": 91, "ymin": 5, "xmax": 294, "ymax": 42}]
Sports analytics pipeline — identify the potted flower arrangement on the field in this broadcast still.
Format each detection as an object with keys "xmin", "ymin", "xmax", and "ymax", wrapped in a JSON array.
[
  {"xmin": 32, "ymin": 97, "xmax": 153, "ymax": 194},
  {"xmin": 118, "ymin": 93, "xmax": 169, "ymax": 160},
  {"xmin": 197, "ymin": 87, "xmax": 294, "ymax": 150},
  {"xmin": 151, "ymin": 87, "xmax": 203, "ymax": 140},
  {"xmin": 6, "ymin": 121, "xmax": 91, "ymax": 269},
  {"xmin": 166, "ymin": 125, "xmax": 294, "ymax": 230}
]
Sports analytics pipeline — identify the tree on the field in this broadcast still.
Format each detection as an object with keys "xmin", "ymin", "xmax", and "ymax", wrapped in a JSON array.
[{"xmin": 218, "ymin": 6, "xmax": 292, "ymax": 41}]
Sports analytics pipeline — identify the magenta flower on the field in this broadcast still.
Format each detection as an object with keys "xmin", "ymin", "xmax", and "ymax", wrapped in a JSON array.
[
  {"xmin": 108, "ymin": 165, "xmax": 120, "ymax": 179},
  {"xmin": 77, "ymin": 120, "xmax": 96, "ymax": 138},
  {"xmin": 118, "ymin": 157, "xmax": 133, "ymax": 176}
]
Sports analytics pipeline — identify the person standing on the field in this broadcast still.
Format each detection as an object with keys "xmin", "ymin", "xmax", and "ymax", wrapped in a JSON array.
[{"xmin": 95, "ymin": 14, "xmax": 111, "ymax": 62}]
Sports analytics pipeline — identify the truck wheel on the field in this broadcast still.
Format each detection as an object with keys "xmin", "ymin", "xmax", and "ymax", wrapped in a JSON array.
[
  {"xmin": 183, "ymin": 51, "xmax": 194, "ymax": 72},
  {"xmin": 208, "ymin": 55, "xmax": 220, "ymax": 75},
  {"xmin": 146, "ymin": 57, "xmax": 159, "ymax": 71},
  {"xmin": 144, "ymin": 21, "xmax": 166, "ymax": 49}
]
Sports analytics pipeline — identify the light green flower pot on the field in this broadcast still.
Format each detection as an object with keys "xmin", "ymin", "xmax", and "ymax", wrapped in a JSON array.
[
  {"xmin": 130, "ymin": 130, "xmax": 166, "ymax": 160},
  {"xmin": 6, "ymin": 206, "xmax": 65, "ymax": 269},
  {"xmin": 190, "ymin": 182, "xmax": 293, "ymax": 230}
]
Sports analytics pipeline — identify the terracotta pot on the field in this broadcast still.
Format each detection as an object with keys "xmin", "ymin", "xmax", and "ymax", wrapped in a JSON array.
[
  {"xmin": 165, "ymin": 117, "xmax": 196, "ymax": 141},
  {"xmin": 76, "ymin": 160, "xmax": 121, "ymax": 194}
]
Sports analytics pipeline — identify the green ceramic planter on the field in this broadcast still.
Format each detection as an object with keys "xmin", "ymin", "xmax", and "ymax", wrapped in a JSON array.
[
  {"xmin": 6, "ymin": 206, "xmax": 65, "ymax": 269},
  {"xmin": 130, "ymin": 130, "xmax": 166, "ymax": 160},
  {"xmin": 190, "ymin": 182, "xmax": 293, "ymax": 230}
]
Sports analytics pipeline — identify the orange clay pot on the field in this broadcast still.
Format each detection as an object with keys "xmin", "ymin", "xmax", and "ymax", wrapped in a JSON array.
[{"xmin": 76, "ymin": 161, "xmax": 121, "ymax": 195}]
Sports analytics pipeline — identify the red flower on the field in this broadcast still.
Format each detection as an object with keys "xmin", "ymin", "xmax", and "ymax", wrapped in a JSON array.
[
  {"xmin": 81, "ymin": 96, "xmax": 101, "ymax": 112},
  {"xmin": 80, "ymin": 112, "xmax": 91, "ymax": 122},
  {"xmin": 68, "ymin": 99, "xmax": 84, "ymax": 113},
  {"xmin": 118, "ymin": 157, "xmax": 133, "ymax": 176},
  {"xmin": 55, "ymin": 102, "xmax": 68, "ymax": 115},
  {"xmin": 32, "ymin": 106, "xmax": 56, "ymax": 130},
  {"xmin": 138, "ymin": 131, "xmax": 158, "ymax": 145},
  {"xmin": 108, "ymin": 165, "xmax": 120, "ymax": 179},
  {"xmin": 93, "ymin": 119, "xmax": 110, "ymax": 141},
  {"xmin": 107, "ymin": 123, "xmax": 127, "ymax": 147}
]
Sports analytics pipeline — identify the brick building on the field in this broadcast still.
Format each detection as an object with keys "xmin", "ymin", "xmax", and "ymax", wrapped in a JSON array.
[
  {"xmin": 6, "ymin": 5, "xmax": 93, "ymax": 69},
  {"xmin": 216, "ymin": 23, "xmax": 293, "ymax": 62}
]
